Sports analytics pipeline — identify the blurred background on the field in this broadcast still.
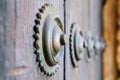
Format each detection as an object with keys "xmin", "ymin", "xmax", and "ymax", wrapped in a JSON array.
[{"xmin": 103, "ymin": 0, "xmax": 120, "ymax": 80}]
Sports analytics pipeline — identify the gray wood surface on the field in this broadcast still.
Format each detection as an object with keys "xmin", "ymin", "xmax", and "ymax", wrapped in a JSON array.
[
  {"xmin": 0, "ymin": 0, "xmax": 6, "ymax": 80},
  {"xmin": 65, "ymin": 0, "xmax": 90, "ymax": 80},
  {"xmin": 65, "ymin": 0, "xmax": 102, "ymax": 80},
  {"xmin": 89, "ymin": 0, "xmax": 102, "ymax": 80},
  {"xmin": 0, "ymin": 0, "xmax": 103, "ymax": 80},
  {"xmin": 0, "ymin": 0, "xmax": 64, "ymax": 80}
]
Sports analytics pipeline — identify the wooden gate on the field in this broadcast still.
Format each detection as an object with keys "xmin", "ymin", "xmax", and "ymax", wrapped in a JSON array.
[{"xmin": 0, "ymin": 0, "xmax": 104, "ymax": 80}]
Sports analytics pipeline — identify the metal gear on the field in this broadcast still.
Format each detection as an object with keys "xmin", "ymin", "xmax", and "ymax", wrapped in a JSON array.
[
  {"xmin": 69, "ymin": 23, "xmax": 85, "ymax": 67},
  {"xmin": 33, "ymin": 3, "xmax": 63, "ymax": 76}
]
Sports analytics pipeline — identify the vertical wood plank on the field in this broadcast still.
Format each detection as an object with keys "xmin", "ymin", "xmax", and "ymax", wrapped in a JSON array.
[
  {"xmin": 103, "ymin": 0, "xmax": 117, "ymax": 80},
  {"xmin": 116, "ymin": 0, "xmax": 120, "ymax": 79},
  {"xmin": 89, "ymin": 0, "xmax": 102, "ymax": 80},
  {"xmin": 0, "ymin": 0, "xmax": 6, "ymax": 80},
  {"xmin": 65, "ymin": 0, "xmax": 90, "ymax": 80},
  {"xmin": 0, "ymin": 0, "xmax": 16, "ymax": 80},
  {"xmin": 65, "ymin": 0, "xmax": 102, "ymax": 80},
  {"xmin": 0, "ymin": 0, "xmax": 64, "ymax": 80}
]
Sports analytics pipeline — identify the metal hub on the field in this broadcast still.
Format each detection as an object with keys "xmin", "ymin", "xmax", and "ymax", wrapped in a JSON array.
[
  {"xmin": 33, "ymin": 4, "xmax": 66, "ymax": 76},
  {"xmin": 69, "ymin": 23, "xmax": 86, "ymax": 67},
  {"xmin": 85, "ymin": 32, "xmax": 95, "ymax": 62}
]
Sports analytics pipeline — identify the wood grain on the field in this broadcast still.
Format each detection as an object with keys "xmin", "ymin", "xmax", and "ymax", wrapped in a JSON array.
[
  {"xmin": 0, "ymin": 0, "xmax": 64, "ymax": 80},
  {"xmin": 65, "ymin": 0, "xmax": 102, "ymax": 80}
]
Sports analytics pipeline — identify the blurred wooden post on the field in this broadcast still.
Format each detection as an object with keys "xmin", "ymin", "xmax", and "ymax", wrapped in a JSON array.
[
  {"xmin": 116, "ymin": 0, "xmax": 120, "ymax": 80},
  {"xmin": 103, "ymin": 0, "xmax": 117, "ymax": 80}
]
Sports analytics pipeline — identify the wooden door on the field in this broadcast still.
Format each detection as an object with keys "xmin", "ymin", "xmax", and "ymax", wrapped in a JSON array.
[
  {"xmin": 65, "ymin": 0, "xmax": 103, "ymax": 80},
  {"xmin": 0, "ymin": 0, "xmax": 103, "ymax": 80},
  {"xmin": 0, "ymin": 0, "xmax": 64, "ymax": 80}
]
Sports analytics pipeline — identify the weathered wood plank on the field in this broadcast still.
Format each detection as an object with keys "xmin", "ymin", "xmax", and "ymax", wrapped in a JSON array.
[
  {"xmin": 65, "ymin": 0, "xmax": 90, "ymax": 80},
  {"xmin": 65, "ymin": 0, "xmax": 102, "ymax": 80},
  {"xmin": 0, "ymin": 0, "xmax": 64, "ymax": 80},
  {"xmin": 0, "ymin": 0, "xmax": 16, "ymax": 80},
  {"xmin": 89, "ymin": 0, "xmax": 102, "ymax": 80},
  {"xmin": 0, "ymin": 0, "xmax": 6, "ymax": 80}
]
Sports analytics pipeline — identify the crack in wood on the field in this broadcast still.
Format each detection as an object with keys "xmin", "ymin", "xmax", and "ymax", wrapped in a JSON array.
[{"xmin": 7, "ymin": 66, "xmax": 30, "ymax": 76}]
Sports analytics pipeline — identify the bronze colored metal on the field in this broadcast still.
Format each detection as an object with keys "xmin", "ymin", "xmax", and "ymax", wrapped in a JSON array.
[{"xmin": 34, "ymin": 3, "xmax": 66, "ymax": 76}]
